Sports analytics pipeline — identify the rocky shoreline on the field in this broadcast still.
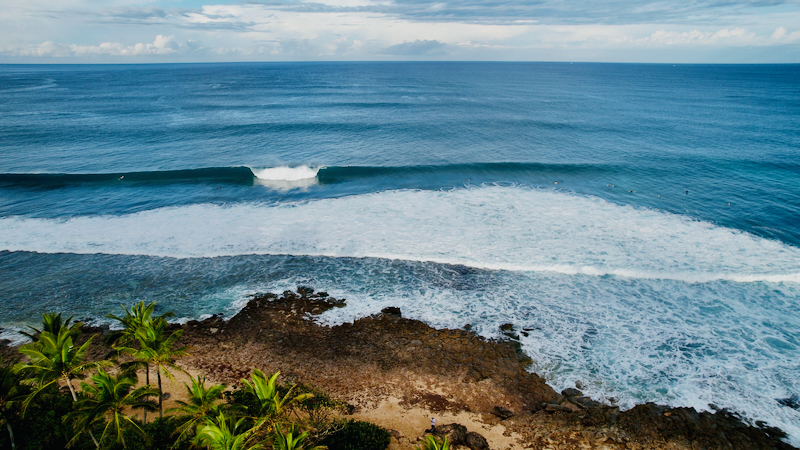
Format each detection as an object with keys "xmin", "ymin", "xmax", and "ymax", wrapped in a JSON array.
[
  {"xmin": 176, "ymin": 289, "xmax": 794, "ymax": 450},
  {"xmin": 2, "ymin": 288, "xmax": 794, "ymax": 449}
]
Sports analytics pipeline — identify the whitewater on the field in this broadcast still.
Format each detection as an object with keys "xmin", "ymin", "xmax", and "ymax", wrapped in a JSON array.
[{"xmin": 1, "ymin": 62, "xmax": 799, "ymax": 445}]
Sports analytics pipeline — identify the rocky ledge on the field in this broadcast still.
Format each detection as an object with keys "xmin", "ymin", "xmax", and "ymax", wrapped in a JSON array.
[{"xmin": 176, "ymin": 288, "xmax": 794, "ymax": 450}]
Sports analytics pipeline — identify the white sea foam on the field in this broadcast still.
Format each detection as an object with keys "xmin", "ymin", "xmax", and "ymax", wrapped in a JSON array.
[
  {"xmin": 3, "ymin": 185, "xmax": 800, "ymax": 443},
  {"xmin": 250, "ymin": 165, "xmax": 320, "ymax": 189},
  {"xmin": 1, "ymin": 185, "xmax": 797, "ymax": 283}
]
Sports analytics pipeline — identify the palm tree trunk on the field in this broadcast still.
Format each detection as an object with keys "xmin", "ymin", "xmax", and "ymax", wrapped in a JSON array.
[
  {"xmin": 119, "ymin": 415, "xmax": 127, "ymax": 450},
  {"xmin": 89, "ymin": 428, "xmax": 101, "ymax": 449},
  {"xmin": 66, "ymin": 377, "xmax": 78, "ymax": 401},
  {"xmin": 66, "ymin": 378, "xmax": 100, "ymax": 449},
  {"xmin": 157, "ymin": 369, "xmax": 163, "ymax": 418},
  {"xmin": 6, "ymin": 422, "xmax": 15, "ymax": 450},
  {"xmin": 144, "ymin": 363, "xmax": 149, "ymax": 423}
]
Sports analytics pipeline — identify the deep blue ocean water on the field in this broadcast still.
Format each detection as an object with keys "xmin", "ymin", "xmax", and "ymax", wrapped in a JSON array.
[{"xmin": 1, "ymin": 62, "xmax": 799, "ymax": 441}]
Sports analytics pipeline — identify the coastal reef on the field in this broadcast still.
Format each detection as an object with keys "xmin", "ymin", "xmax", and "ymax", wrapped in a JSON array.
[
  {"xmin": 178, "ymin": 289, "xmax": 794, "ymax": 450},
  {"xmin": 0, "ymin": 288, "xmax": 794, "ymax": 450}
]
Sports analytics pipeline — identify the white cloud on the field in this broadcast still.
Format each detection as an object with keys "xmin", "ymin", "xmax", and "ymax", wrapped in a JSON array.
[
  {"xmin": 643, "ymin": 28, "xmax": 757, "ymax": 46},
  {"xmin": 4, "ymin": 35, "xmax": 184, "ymax": 57},
  {"xmin": 1, "ymin": 0, "xmax": 799, "ymax": 62},
  {"xmin": 771, "ymin": 26, "xmax": 800, "ymax": 42}
]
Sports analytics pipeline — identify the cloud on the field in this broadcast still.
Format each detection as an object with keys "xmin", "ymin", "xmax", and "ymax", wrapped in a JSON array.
[
  {"xmin": 3, "ymin": 35, "xmax": 192, "ymax": 57},
  {"xmin": 642, "ymin": 28, "xmax": 758, "ymax": 46},
  {"xmin": 380, "ymin": 39, "xmax": 447, "ymax": 55},
  {"xmin": 41, "ymin": 0, "xmax": 797, "ymax": 29},
  {"xmin": 772, "ymin": 26, "xmax": 800, "ymax": 41},
  {"xmin": 372, "ymin": 0, "xmax": 794, "ymax": 25}
]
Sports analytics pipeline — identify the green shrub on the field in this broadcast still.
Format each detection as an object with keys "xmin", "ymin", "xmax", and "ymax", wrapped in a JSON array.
[
  {"xmin": 122, "ymin": 417, "xmax": 192, "ymax": 450},
  {"xmin": 0, "ymin": 391, "xmax": 91, "ymax": 450},
  {"xmin": 321, "ymin": 419, "xmax": 391, "ymax": 450}
]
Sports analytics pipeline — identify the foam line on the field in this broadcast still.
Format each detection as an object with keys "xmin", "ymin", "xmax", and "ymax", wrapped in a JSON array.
[{"xmin": 1, "ymin": 186, "xmax": 798, "ymax": 283}]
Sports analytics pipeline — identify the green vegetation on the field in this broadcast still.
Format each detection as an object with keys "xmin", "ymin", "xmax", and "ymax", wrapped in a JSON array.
[
  {"xmin": 0, "ymin": 300, "xmax": 391, "ymax": 450},
  {"xmin": 320, "ymin": 420, "xmax": 391, "ymax": 450},
  {"xmin": 415, "ymin": 434, "xmax": 450, "ymax": 450}
]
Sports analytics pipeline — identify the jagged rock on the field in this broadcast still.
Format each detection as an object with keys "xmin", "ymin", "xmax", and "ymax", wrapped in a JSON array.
[
  {"xmin": 546, "ymin": 403, "xmax": 574, "ymax": 413},
  {"xmin": 572, "ymin": 396, "xmax": 600, "ymax": 409},
  {"xmin": 492, "ymin": 406, "xmax": 514, "ymax": 420},
  {"xmin": 297, "ymin": 286, "xmax": 315, "ymax": 297},
  {"xmin": 500, "ymin": 323, "xmax": 514, "ymax": 331},
  {"xmin": 433, "ymin": 423, "xmax": 467, "ymax": 445},
  {"xmin": 381, "ymin": 307, "xmax": 402, "ymax": 317},
  {"xmin": 561, "ymin": 387, "xmax": 582, "ymax": 398},
  {"xmin": 778, "ymin": 394, "xmax": 800, "ymax": 410},
  {"xmin": 465, "ymin": 431, "xmax": 490, "ymax": 450}
]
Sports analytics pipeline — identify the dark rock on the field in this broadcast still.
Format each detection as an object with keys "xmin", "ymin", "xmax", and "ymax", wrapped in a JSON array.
[
  {"xmin": 492, "ymin": 406, "xmax": 514, "ymax": 420},
  {"xmin": 572, "ymin": 396, "xmax": 600, "ymax": 409},
  {"xmin": 546, "ymin": 403, "xmax": 574, "ymax": 413},
  {"xmin": 388, "ymin": 429, "xmax": 402, "ymax": 440},
  {"xmin": 297, "ymin": 286, "xmax": 315, "ymax": 297},
  {"xmin": 381, "ymin": 307, "xmax": 402, "ymax": 317},
  {"xmin": 465, "ymin": 431, "xmax": 490, "ymax": 450},
  {"xmin": 499, "ymin": 323, "xmax": 514, "ymax": 331},
  {"xmin": 433, "ymin": 423, "xmax": 467, "ymax": 445},
  {"xmin": 778, "ymin": 394, "xmax": 800, "ymax": 410},
  {"xmin": 561, "ymin": 387, "xmax": 582, "ymax": 398}
]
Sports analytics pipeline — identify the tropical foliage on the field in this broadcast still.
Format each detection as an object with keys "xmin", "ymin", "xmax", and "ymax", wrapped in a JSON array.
[
  {"xmin": 0, "ymin": 297, "xmax": 390, "ymax": 450},
  {"xmin": 415, "ymin": 434, "xmax": 450, "ymax": 450}
]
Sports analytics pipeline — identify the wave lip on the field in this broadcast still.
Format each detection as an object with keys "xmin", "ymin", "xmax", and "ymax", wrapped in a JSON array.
[
  {"xmin": 251, "ymin": 165, "xmax": 320, "ymax": 181},
  {"xmin": 251, "ymin": 165, "xmax": 320, "ymax": 189}
]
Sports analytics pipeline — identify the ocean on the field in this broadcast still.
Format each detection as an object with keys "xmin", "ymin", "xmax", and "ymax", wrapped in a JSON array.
[{"xmin": 1, "ymin": 62, "xmax": 799, "ymax": 442}]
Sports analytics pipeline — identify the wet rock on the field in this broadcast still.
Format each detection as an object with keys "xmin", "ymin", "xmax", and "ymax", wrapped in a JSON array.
[
  {"xmin": 381, "ymin": 307, "xmax": 402, "ymax": 317},
  {"xmin": 572, "ymin": 396, "xmax": 601, "ymax": 409},
  {"xmin": 561, "ymin": 388, "xmax": 582, "ymax": 398},
  {"xmin": 500, "ymin": 323, "xmax": 514, "ymax": 332},
  {"xmin": 433, "ymin": 423, "xmax": 467, "ymax": 445},
  {"xmin": 465, "ymin": 431, "xmax": 490, "ymax": 450},
  {"xmin": 492, "ymin": 406, "xmax": 514, "ymax": 420},
  {"xmin": 778, "ymin": 394, "xmax": 800, "ymax": 410},
  {"xmin": 297, "ymin": 286, "xmax": 315, "ymax": 297}
]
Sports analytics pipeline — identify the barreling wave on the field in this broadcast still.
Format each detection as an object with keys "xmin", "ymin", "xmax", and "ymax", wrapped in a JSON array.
[
  {"xmin": 0, "ymin": 162, "xmax": 617, "ymax": 188},
  {"xmin": 0, "ymin": 166, "xmax": 257, "ymax": 187}
]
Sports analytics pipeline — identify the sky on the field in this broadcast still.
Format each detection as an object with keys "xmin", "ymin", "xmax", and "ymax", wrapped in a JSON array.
[{"xmin": 1, "ymin": 0, "xmax": 800, "ymax": 63}]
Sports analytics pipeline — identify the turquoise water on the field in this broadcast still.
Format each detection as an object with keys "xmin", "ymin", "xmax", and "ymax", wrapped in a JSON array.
[{"xmin": 1, "ymin": 62, "xmax": 799, "ymax": 442}]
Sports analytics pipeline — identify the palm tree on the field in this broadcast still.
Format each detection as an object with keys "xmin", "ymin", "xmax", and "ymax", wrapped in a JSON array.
[
  {"xmin": 240, "ymin": 370, "xmax": 311, "ymax": 427},
  {"xmin": 168, "ymin": 375, "xmax": 228, "ymax": 444},
  {"xmin": 67, "ymin": 369, "xmax": 158, "ymax": 449},
  {"xmin": 106, "ymin": 301, "xmax": 174, "ymax": 348},
  {"xmin": 20, "ymin": 312, "xmax": 82, "ymax": 342},
  {"xmin": 194, "ymin": 412, "xmax": 265, "ymax": 450},
  {"xmin": 107, "ymin": 301, "xmax": 173, "ymax": 423},
  {"xmin": 16, "ymin": 328, "xmax": 104, "ymax": 406},
  {"xmin": 416, "ymin": 434, "xmax": 450, "ymax": 450},
  {"xmin": 126, "ymin": 318, "xmax": 190, "ymax": 418},
  {"xmin": 0, "ymin": 357, "xmax": 27, "ymax": 450},
  {"xmin": 16, "ymin": 326, "xmax": 108, "ymax": 448},
  {"xmin": 272, "ymin": 424, "xmax": 327, "ymax": 450}
]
